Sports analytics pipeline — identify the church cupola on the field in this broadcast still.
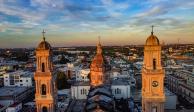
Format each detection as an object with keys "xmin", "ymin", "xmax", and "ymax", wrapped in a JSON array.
[
  {"xmin": 90, "ymin": 37, "xmax": 104, "ymax": 87},
  {"xmin": 35, "ymin": 30, "xmax": 53, "ymax": 73}
]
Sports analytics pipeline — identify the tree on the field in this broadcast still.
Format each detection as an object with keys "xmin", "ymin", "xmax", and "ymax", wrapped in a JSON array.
[
  {"xmin": 56, "ymin": 71, "xmax": 70, "ymax": 90},
  {"xmin": 59, "ymin": 55, "xmax": 70, "ymax": 64}
]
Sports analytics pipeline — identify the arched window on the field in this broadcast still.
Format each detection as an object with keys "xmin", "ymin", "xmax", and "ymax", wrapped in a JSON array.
[
  {"xmin": 42, "ymin": 106, "xmax": 48, "ymax": 112},
  {"xmin": 153, "ymin": 59, "xmax": 156, "ymax": 70},
  {"xmin": 42, "ymin": 63, "xmax": 45, "ymax": 72},
  {"xmin": 41, "ymin": 84, "xmax": 46, "ymax": 95}
]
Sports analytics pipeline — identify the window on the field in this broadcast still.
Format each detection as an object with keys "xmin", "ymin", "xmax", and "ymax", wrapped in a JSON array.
[
  {"xmin": 42, "ymin": 107, "xmax": 48, "ymax": 112},
  {"xmin": 20, "ymin": 80, "xmax": 22, "ymax": 82},
  {"xmin": 41, "ymin": 84, "xmax": 46, "ymax": 95},
  {"xmin": 42, "ymin": 63, "xmax": 45, "ymax": 72},
  {"xmin": 26, "ymin": 80, "xmax": 28, "ymax": 82},
  {"xmin": 152, "ymin": 106, "xmax": 157, "ymax": 112},
  {"xmin": 153, "ymin": 58, "xmax": 156, "ymax": 70},
  {"xmin": 115, "ymin": 88, "xmax": 121, "ymax": 94},
  {"xmin": 81, "ymin": 88, "xmax": 87, "ymax": 95}
]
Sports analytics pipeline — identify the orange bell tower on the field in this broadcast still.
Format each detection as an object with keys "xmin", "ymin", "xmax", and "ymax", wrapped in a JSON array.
[
  {"xmin": 90, "ymin": 37, "xmax": 104, "ymax": 87},
  {"xmin": 34, "ymin": 30, "xmax": 57, "ymax": 112},
  {"xmin": 142, "ymin": 26, "xmax": 165, "ymax": 112}
]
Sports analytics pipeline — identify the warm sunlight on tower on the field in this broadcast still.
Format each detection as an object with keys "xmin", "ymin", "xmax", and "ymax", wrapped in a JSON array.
[
  {"xmin": 142, "ymin": 26, "xmax": 165, "ymax": 112},
  {"xmin": 90, "ymin": 37, "xmax": 104, "ymax": 87},
  {"xmin": 34, "ymin": 30, "xmax": 57, "ymax": 112}
]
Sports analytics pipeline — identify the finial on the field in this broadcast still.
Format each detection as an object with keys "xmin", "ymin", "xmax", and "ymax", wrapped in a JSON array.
[
  {"xmin": 151, "ymin": 25, "xmax": 154, "ymax": 35},
  {"xmin": 98, "ymin": 36, "xmax": 101, "ymax": 44},
  {"xmin": 42, "ymin": 29, "xmax": 46, "ymax": 41}
]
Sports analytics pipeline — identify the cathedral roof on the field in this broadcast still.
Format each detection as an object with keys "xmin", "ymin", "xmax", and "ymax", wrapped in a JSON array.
[
  {"xmin": 85, "ymin": 85, "xmax": 114, "ymax": 112},
  {"xmin": 145, "ymin": 34, "xmax": 160, "ymax": 46},
  {"xmin": 37, "ymin": 40, "xmax": 52, "ymax": 50}
]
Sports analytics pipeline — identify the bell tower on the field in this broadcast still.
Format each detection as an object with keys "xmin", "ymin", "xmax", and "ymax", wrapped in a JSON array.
[
  {"xmin": 142, "ymin": 26, "xmax": 165, "ymax": 112},
  {"xmin": 90, "ymin": 37, "xmax": 104, "ymax": 87},
  {"xmin": 34, "ymin": 30, "xmax": 57, "ymax": 112}
]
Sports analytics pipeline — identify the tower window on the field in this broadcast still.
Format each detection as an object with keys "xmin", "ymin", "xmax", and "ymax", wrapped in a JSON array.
[
  {"xmin": 152, "ymin": 106, "xmax": 157, "ymax": 112},
  {"xmin": 42, "ymin": 63, "xmax": 45, "ymax": 72},
  {"xmin": 153, "ymin": 59, "xmax": 156, "ymax": 70},
  {"xmin": 41, "ymin": 84, "xmax": 46, "ymax": 95},
  {"xmin": 42, "ymin": 106, "xmax": 48, "ymax": 112}
]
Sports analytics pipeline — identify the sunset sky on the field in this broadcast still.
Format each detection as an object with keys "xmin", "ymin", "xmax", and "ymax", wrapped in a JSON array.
[{"xmin": 0, "ymin": 0, "xmax": 194, "ymax": 48}]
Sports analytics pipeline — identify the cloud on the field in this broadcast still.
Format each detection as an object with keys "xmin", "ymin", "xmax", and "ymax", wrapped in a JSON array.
[
  {"xmin": 135, "ymin": 5, "xmax": 169, "ymax": 17},
  {"xmin": 135, "ymin": 0, "xmax": 194, "ymax": 18},
  {"xmin": 100, "ymin": 0, "xmax": 130, "ymax": 17}
]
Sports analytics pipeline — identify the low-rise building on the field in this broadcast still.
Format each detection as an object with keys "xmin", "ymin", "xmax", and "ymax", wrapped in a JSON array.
[
  {"xmin": 166, "ymin": 70, "xmax": 194, "ymax": 104},
  {"xmin": 6, "ymin": 102, "xmax": 22, "ymax": 112},
  {"xmin": 3, "ymin": 70, "xmax": 33, "ymax": 87},
  {"xmin": 0, "ymin": 87, "xmax": 34, "ymax": 106},
  {"xmin": 111, "ymin": 79, "xmax": 131, "ymax": 99},
  {"xmin": 75, "ymin": 69, "xmax": 90, "ymax": 81},
  {"xmin": 71, "ymin": 81, "xmax": 90, "ymax": 100}
]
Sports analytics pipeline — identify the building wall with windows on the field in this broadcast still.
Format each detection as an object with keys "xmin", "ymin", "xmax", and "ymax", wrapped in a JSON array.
[
  {"xmin": 111, "ymin": 85, "xmax": 130, "ymax": 99},
  {"xmin": 71, "ymin": 82, "xmax": 90, "ymax": 99},
  {"xmin": 3, "ymin": 71, "xmax": 33, "ymax": 87},
  {"xmin": 166, "ymin": 70, "xmax": 194, "ymax": 104}
]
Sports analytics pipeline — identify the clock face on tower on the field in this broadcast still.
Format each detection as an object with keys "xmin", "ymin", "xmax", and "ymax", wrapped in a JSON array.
[{"xmin": 152, "ymin": 81, "xmax": 159, "ymax": 87}]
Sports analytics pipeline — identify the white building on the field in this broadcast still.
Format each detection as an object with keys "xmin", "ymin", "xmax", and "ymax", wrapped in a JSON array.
[
  {"xmin": 71, "ymin": 79, "xmax": 131, "ymax": 100},
  {"xmin": 6, "ymin": 103, "xmax": 22, "ymax": 112},
  {"xmin": 75, "ymin": 69, "xmax": 90, "ymax": 81},
  {"xmin": 3, "ymin": 71, "xmax": 33, "ymax": 87},
  {"xmin": 111, "ymin": 79, "xmax": 131, "ymax": 99},
  {"xmin": 71, "ymin": 82, "xmax": 90, "ymax": 99}
]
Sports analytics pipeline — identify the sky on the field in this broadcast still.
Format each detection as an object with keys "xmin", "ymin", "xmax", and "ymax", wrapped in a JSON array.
[{"xmin": 0, "ymin": 0, "xmax": 194, "ymax": 48}]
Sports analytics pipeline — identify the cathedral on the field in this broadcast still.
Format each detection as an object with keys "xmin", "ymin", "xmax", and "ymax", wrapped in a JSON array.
[{"xmin": 34, "ymin": 28, "xmax": 165, "ymax": 112}]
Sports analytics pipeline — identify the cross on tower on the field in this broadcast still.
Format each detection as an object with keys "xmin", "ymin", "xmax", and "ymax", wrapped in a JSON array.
[
  {"xmin": 42, "ymin": 29, "xmax": 46, "ymax": 41},
  {"xmin": 151, "ymin": 25, "xmax": 154, "ymax": 35}
]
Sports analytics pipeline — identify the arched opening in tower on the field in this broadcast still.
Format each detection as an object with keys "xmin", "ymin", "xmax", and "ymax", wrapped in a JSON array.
[
  {"xmin": 42, "ymin": 106, "xmax": 48, "ymax": 112},
  {"xmin": 42, "ymin": 63, "xmax": 45, "ymax": 72},
  {"xmin": 153, "ymin": 59, "xmax": 156, "ymax": 70},
  {"xmin": 41, "ymin": 84, "xmax": 46, "ymax": 95}
]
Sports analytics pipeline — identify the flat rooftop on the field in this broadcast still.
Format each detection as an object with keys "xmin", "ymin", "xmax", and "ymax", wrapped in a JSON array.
[
  {"xmin": 6, "ymin": 70, "xmax": 33, "ymax": 77},
  {"xmin": 72, "ymin": 81, "xmax": 90, "ymax": 86},
  {"xmin": 111, "ymin": 79, "xmax": 130, "ymax": 85},
  {"xmin": 0, "ymin": 87, "xmax": 29, "ymax": 97}
]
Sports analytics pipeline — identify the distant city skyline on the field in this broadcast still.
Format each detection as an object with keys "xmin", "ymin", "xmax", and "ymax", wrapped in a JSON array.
[{"xmin": 0, "ymin": 0, "xmax": 194, "ymax": 48}]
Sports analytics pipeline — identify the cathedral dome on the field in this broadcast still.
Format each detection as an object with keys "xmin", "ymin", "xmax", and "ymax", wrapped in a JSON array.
[
  {"xmin": 145, "ymin": 26, "xmax": 160, "ymax": 46},
  {"xmin": 37, "ymin": 40, "xmax": 51, "ymax": 50},
  {"xmin": 36, "ymin": 30, "xmax": 52, "ymax": 50},
  {"xmin": 145, "ymin": 34, "xmax": 160, "ymax": 46}
]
